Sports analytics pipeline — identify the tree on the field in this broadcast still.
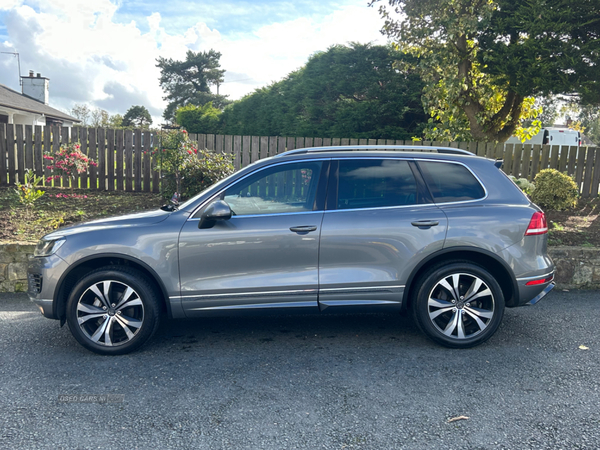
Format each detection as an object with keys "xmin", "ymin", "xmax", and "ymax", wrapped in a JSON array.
[
  {"xmin": 219, "ymin": 43, "xmax": 427, "ymax": 140},
  {"xmin": 122, "ymin": 105, "xmax": 152, "ymax": 128},
  {"xmin": 107, "ymin": 113, "xmax": 124, "ymax": 129},
  {"xmin": 90, "ymin": 108, "xmax": 110, "ymax": 128},
  {"xmin": 371, "ymin": 0, "xmax": 600, "ymax": 142},
  {"xmin": 156, "ymin": 50, "xmax": 228, "ymax": 121},
  {"xmin": 70, "ymin": 104, "xmax": 91, "ymax": 126},
  {"xmin": 175, "ymin": 103, "xmax": 221, "ymax": 134}
]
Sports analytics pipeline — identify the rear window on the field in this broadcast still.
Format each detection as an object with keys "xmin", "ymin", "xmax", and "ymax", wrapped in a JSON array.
[{"xmin": 418, "ymin": 161, "xmax": 485, "ymax": 203}]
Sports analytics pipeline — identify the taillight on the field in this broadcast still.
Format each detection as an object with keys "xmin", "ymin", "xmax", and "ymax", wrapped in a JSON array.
[
  {"xmin": 526, "ymin": 274, "xmax": 554, "ymax": 286},
  {"xmin": 525, "ymin": 211, "xmax": 548, "ymax": 236}
]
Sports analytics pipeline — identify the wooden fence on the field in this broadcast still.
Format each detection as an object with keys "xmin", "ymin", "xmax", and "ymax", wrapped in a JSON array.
[{"xmin": 1, "ymin": 124, "xmax": 599, "ymax": 197}]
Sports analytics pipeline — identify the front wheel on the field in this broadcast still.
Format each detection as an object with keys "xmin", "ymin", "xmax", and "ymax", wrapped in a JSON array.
[
  {"xmin": 66, "ymin": 266, "xmax": 162, "ymax": 355},
  {"xmin": 412, "ymin": 262, "xmax": 505, "ymax": 348}
]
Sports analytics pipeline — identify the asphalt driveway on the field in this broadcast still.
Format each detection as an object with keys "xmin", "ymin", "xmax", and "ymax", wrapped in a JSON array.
[{"xmin": 0, "ymin": 290, "xmax": 598, "ymax": 449}]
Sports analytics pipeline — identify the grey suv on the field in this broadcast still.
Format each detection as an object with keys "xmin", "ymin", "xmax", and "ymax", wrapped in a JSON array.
[{"xmin": 28, "ymin": 146, "xmax": 555, "ymax": 354}]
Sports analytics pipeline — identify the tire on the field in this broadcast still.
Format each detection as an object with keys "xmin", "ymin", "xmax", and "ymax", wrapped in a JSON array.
[
  {"xmin": 66, "ymin": 266, "xmax": 162, "ymax": 355},
  {"xmin": 412, "ymin": 262, "xmax": 505, "ymax": 348}
]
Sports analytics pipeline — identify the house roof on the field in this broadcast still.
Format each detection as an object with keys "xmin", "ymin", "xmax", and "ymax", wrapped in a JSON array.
[{"xmin": 0, "ymin": 83, "xmax": 80, "ymax": 122}]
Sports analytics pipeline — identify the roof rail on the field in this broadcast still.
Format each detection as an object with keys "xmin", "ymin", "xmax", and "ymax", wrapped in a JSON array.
[{"xmin": 275, "ymin": 145, "xmax": 474, "ymax": 157}]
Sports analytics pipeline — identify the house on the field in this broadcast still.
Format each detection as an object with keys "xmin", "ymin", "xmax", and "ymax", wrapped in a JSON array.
[{"xmin": 0, "ymin": 70, "xmax": 79, "ymax": 127}]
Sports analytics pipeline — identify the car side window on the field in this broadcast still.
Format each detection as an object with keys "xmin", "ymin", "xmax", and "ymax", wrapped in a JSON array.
[
  {"xmin": 418, "ymin": 161, "xmax": 485, "ymax": 203},
  {"xmin": 337, "ymin": 159, "xmax": 418, "ymax": 210},
  {"xmin": 222, "ymin": 161, "xmax": 323, "ymax": 216}
]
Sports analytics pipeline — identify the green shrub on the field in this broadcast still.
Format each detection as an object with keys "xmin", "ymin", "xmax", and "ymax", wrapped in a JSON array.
[
  {"xmin": 508, "ymin": 176, "xmax": 535, "ymax": 195},
  {"xmin": 530, "ymin": 169, "xmax": 578, "ymax": 210},
  {"xmin": 162, "ymin": 149, "xmax": 235, "ymax": 200},
  {"xmin": 14, "ymin": 169, "xmax": 45, "ymax": 208}
]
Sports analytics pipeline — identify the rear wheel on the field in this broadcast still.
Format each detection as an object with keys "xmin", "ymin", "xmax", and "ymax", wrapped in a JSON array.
[
  {"xmin": 66, "ymin": 266, "xmax": 162, "ymax": 355},
  {"xmin": 412, "ymin": 262, "xmax": 505, "ymax": 348}
]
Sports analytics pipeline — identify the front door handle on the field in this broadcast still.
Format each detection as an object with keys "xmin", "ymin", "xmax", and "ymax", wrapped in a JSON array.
[
  {"xmin": 290, "ymin": 225, "xmax": 318, "ymax": 233},
  {"xmin": 411, "ymin": 220, "xmax": 439, "ymax": 228}
]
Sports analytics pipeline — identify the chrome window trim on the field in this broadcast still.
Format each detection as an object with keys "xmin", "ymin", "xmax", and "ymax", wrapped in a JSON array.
[
  {"xmin": 187, "ymin": 158, "xmax": 329, "ymax": 221},
  {"xmin": 323, "ymin": 202, "xmax": 437, "ymax": 214},
  {"xmin": 187, "ymin": 210, "xmax": 324, "ymax": 221}
]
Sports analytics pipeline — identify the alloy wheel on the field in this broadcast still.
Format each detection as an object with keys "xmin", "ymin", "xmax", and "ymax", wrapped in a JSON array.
[
  {"xmin": 76, "ymin": 280, "xmax": 145, "ymax": 347},
  {"xmin": 427, "ymin": 273, "xmax": 495, "ymax": 340}
]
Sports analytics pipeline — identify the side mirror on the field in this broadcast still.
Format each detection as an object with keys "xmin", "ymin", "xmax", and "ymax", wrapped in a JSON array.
[{"xmin": 199, "ymin": 200, "xmax": 232, "ymax": 229}]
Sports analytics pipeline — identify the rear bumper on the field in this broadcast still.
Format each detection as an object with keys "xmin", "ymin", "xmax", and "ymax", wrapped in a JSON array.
[{"xmin": 514, "ymin": 270, "xmax": 556, "ymax": 306}]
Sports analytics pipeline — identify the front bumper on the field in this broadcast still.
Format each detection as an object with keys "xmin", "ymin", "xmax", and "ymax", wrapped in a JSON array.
[{"xmin": 27, "ymin": 254, "xmax": 69, "ymax": 320}]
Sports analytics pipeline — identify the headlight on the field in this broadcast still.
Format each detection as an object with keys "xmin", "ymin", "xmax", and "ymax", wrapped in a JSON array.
[{"xmin": 34, "ymin": 238, "xmax": 66, "ymax": 257}]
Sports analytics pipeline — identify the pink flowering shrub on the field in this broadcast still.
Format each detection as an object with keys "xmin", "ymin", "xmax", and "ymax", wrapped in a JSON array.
[{"xmin": 44, "ymin": 142, "xmax": 97, "ymax": 193}]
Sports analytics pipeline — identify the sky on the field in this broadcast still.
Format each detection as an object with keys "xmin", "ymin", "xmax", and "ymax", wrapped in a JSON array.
[{"xmin": 0, "ymin": 0, "xmax": 388, "ymax": 124}]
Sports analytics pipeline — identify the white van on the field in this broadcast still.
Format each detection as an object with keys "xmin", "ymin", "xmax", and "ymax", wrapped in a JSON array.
[{"xmin": 506, "ymin": 127, "xmax": 581, "ymax": 146}]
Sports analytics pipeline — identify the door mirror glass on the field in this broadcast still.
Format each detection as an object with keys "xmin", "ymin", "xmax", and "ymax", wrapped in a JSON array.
[{"xmin": 199, "ymin": 200, "xmax": 232, "ymax": 229}]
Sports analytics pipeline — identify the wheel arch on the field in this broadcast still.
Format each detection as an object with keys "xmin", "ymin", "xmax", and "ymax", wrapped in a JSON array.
[
  {"xmin": 53, "ymin": 253, "xmax": 171, "ymax": 321},
  {"xmin": 402, "ymin": 247, "xmax": 518, "ymax": 310}
]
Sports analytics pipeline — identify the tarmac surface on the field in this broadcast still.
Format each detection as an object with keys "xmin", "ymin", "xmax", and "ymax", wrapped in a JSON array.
[{"xmin": 0, "ymin": 290, "xmax": 598, "ymax": 449}]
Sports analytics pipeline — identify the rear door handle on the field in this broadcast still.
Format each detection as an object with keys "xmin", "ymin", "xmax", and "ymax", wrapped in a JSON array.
[
  {"xmin": 411, "ymin": 220, "xmax": 439, "ymax": 228},
  {"xmin": 290, "ymin": 226, "xmax": 318, "ymax": 233}
]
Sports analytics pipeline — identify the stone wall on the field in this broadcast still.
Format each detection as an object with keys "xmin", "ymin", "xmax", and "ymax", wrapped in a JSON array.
[
  {"xmin": 0, "ymin": 244, "xmax": 36, "ymax": 292},
  {"xmin": 0, "ymin": 244, "xmax": 598, "ymax": 293},
  {"xmin": 548, "ymin": 247, "xmax": 600, "ymax": 290}
]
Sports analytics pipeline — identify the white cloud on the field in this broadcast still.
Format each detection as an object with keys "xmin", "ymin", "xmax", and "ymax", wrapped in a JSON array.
[
  {"xmin": 0, "ymin": 0, "xmax": 388, "ymax": 123},
  {"xmin": 0, "ymin": 0, "xmax": 22, "ymax": 10}
]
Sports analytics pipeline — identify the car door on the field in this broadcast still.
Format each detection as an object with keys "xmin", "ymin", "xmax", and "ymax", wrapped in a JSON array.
[
  {"xmin": 318, "ymin": 158, "xmax": 448, "ymax": 311},
  {"xmin": 178, "ymin": 159, "xmax": 328, "ymax": 316}
]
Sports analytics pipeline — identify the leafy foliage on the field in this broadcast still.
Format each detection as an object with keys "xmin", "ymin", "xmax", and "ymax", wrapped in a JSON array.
[
  {"xmin": 161, "ymin": 149, "xmax": 234, "ymax": 201},
  {"xmin": 508, "ymin": 175, "xmax": 535, "ymax": 196},
  {"xmin": 122, "ymin": 105, "xmax": 152, "ymax": 128},
  {"xmin": 156, "ymin": 50, "xmax": 229, "ymax": 121},
  {"xmin": 175, "ymin": 103, "xmax": 221, "ymax": 134},
  {"xmin": 371, "ymin": 0, "xmax": 600, "ymax": 142},
  {"xmin": 531, "ymin": 169, "xmax": 578, "ymax": 211},
  {"xmin": 70, "ymin": 103, "xmax": 126, "ymax": 128},
  {"xmin": 152, "ymin": 130, "xmax": 198, "ymax": 196},
  {"xmin": 13, "ymin": 169, "xmax": 45, "ymax": 208},
  {"xmin": 44, "ymin": 142, "xmax": 98, "ymax": 194},
  {"xmin": 219, "ymin": 43, "xmax": 427, "ymax": 140}
]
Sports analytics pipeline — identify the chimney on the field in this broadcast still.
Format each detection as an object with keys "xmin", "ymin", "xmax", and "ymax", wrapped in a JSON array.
[{"xmin": 21, "ymin": 70, "xmax": 49, "ymax": 105}]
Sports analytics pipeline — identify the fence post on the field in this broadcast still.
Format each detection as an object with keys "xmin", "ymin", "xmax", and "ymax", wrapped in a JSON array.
[
  {"xmin": 582, "ymin": 147, "xmax": 596, "ymax": 197},
  {"xmin": 98, "ymin": 128, "xmax": 106, "ymax": 191},
  {"xmin": 0, "ymin": 124, "xmax": 6, "ymax": 185},
  {"xmin": 116, "ymin": 129, "xmax": 124, "ymax": 191},
  {"xmin": 125, "ymin": 130, "xmax": 133, "ymax": 192},
  {"xmin": 16, "ymin": 124, "xmax": 24, "ymax": 183},
  {"xmin": 107, "ymin": 128, "xmax": 115, "ymax": 192},
  {"xmin": 143, "ymin": 131, "xmax": 151, "ymax": 192},
  {"xmin": 34, "ymin": 125, "xmax": 42, "ymax": 177}
]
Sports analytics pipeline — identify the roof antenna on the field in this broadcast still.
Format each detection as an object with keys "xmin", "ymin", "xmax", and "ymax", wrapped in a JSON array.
[{"xmin": 0, "ymin": 51, "xmax": 22, "ymax": 86}]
